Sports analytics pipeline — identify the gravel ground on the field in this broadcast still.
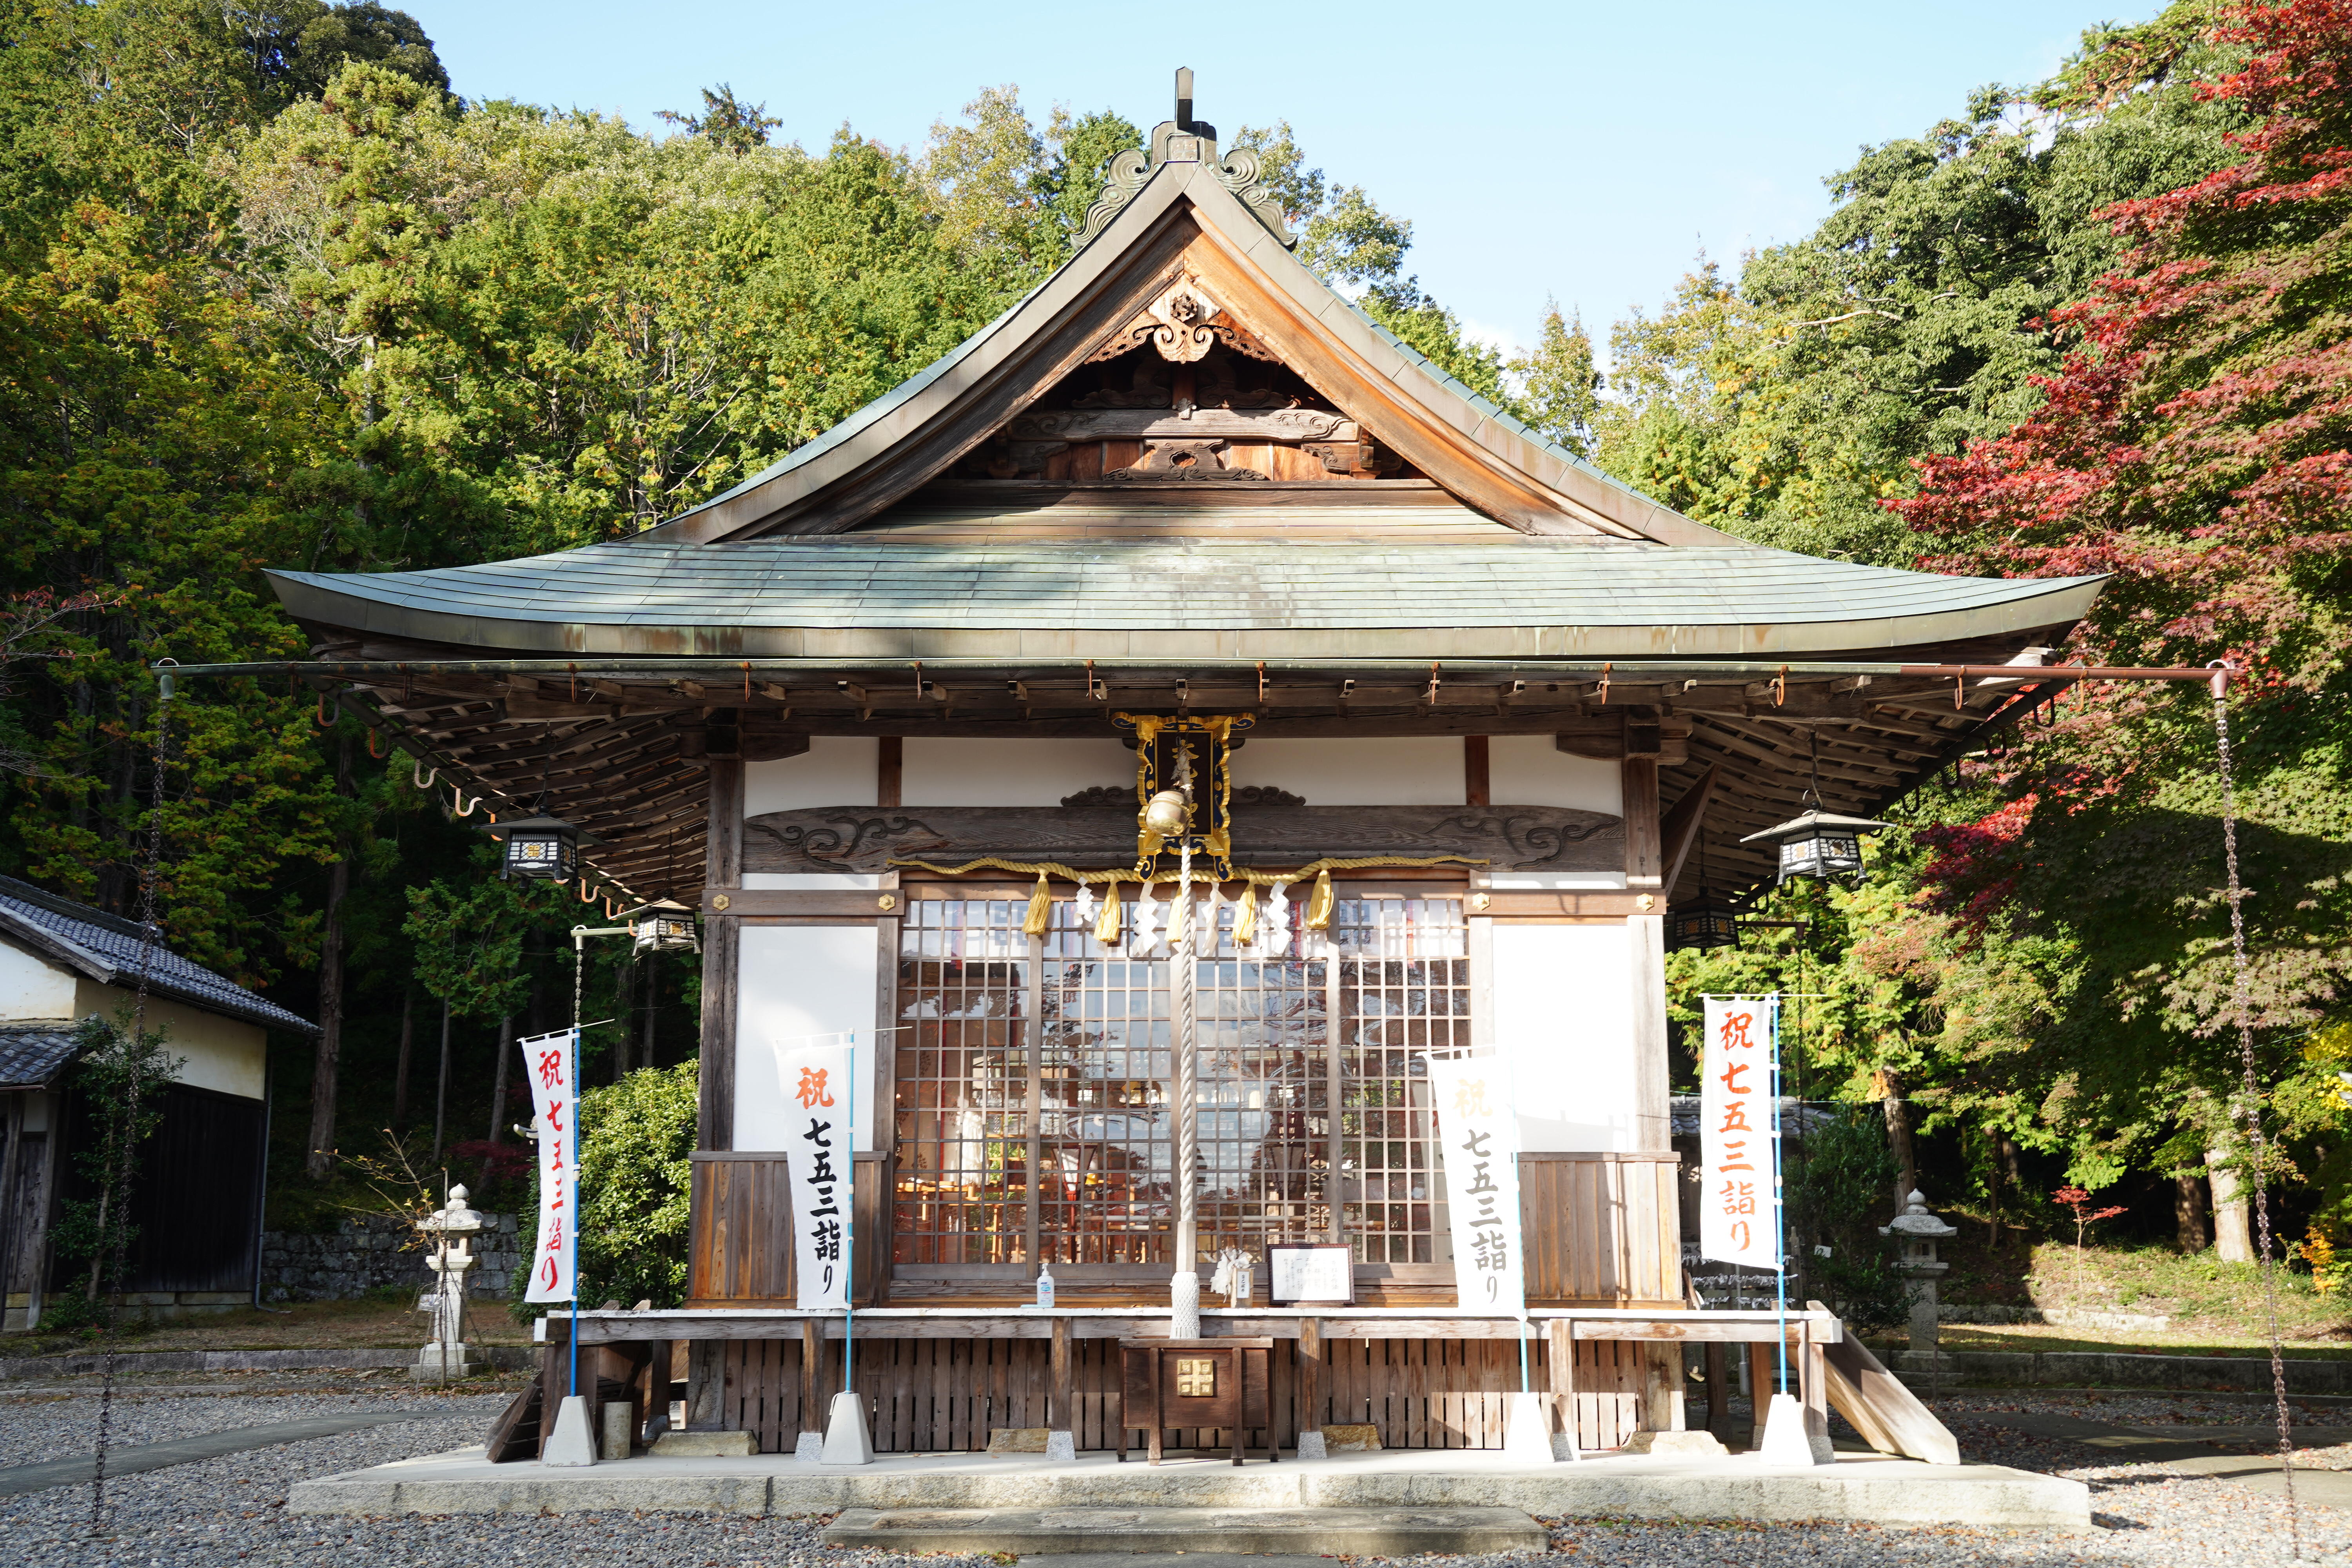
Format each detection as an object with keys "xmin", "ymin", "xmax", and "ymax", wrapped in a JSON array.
[{"xmin": 0, "ymin": 1374, "xmax": 2346, "ymax": 1567}]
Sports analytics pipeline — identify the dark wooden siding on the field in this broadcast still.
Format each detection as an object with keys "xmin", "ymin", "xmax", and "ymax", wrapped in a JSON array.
[{"xmin": 51, "ymin": 1082, "xmax": 264, "ymax": 1295}]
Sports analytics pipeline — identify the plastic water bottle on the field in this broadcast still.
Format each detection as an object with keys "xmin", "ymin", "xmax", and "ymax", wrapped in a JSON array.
[{"xmin": 1035, "ymin": 1260, "xmax": 1056, "ymax": 1310}]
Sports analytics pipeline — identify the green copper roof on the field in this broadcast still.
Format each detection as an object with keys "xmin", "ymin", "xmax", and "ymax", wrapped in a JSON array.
[{"xmin": 270, "ymin": 535, "xmax": 2103, "ymax": 662}]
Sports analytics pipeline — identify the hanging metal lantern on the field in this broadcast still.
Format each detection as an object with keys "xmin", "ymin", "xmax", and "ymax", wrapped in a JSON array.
[
  {"xmin": 1739, "ymin": 809, "xmax": 1890, "ymax": 884},
  {"xmin": 626, "ymin": 897, "xmax": 701, "ymax": 955},
  {"xmin": 484, "ymin": 815, "xmax": 592, "ymax": 881},
  {"xmin": 1669, "ymin": 887, "xmax": 1742, "ymax": 950}
]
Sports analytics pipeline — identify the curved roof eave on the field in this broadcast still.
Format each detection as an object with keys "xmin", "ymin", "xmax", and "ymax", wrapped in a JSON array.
[{"xmin": 267, "ymin": 550, "xmax": 2106, "ymax": 663}]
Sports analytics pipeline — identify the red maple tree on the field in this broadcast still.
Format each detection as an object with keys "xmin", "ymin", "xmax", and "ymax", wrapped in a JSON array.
[{"xmin": 1893, "ymin": 0, "xmax": 2352, "ymax": 690}]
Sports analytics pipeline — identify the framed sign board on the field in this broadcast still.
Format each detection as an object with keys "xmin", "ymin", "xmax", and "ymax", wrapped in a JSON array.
[{"xmin": 1266, "ymin": 1245, "xmax": 1355, "ymax": 1307}]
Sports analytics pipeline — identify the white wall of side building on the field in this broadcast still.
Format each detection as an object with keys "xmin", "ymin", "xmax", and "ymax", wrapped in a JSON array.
[{"xmin": 3, "ymin": 943, "xmax": 266, "ymax": 1100}]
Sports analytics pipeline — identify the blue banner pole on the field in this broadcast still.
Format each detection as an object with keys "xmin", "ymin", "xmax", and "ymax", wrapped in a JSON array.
[
  {"xmin": 844, "ymin": 1033, "xmax": 855, "ymax": 1398},
  {"xmin": 1771, "ymin": 994, "xmax": 1788, "ymax": 1396},
  {"xmin": 568, "ymin": 1022, "xmax": 580, "ymax": 1402}
]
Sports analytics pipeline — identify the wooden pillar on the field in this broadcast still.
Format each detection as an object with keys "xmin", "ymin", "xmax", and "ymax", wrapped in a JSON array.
[
  {"xmin": 1621, "ymin": 757, "xmax": 1662, "ymax": 889},
  {"xmin": 1644, "ymin": 1342, "xmax": 1684, "ymax": 1431},
  {"xmin": 537, "ymin": 1314, "xmax": 572, "ymax": 1457},
  {"xmin": 1463, "ymin": 735, "xmax": 1489, "ymax": 806},
  {"xmin": 1546, "ymin": 1318, "xmax": 1577, "ymax": 1454},
  {"xmin": 1297, "ymin": 1316, "xmax": 1323, "ymax": 1441},
  {"xmin": 1623, "ymin": 757, "xmax": 1671, "ymax": 1154},
  {"xmin": 877, "ymin": 736, "xmax": 902, "ymax": 808},
  {"xmin": 800, "ymin": 1319, "xmax": 825, "ymax": 1443},
  {"xmin": 1746, "ymin": 1342, "xmax": 1768, "ymax": 1451},
  {"xmin": 1051, "ymin": 1316, "xmax": 1073, "ymax": 1440},
  {"xmin": 698, "ymin": 759, "xmax": 744, "ymax": 1151},
  {"xmin": 1800, "ymin": 1324, "xmax": 1829, "ymax": 1455}
]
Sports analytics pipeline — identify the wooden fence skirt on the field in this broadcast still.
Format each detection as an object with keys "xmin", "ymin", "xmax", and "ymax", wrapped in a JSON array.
[{"xmin": 702, "ymin": 1335, "xmax": 1658, "ymax": 1454}]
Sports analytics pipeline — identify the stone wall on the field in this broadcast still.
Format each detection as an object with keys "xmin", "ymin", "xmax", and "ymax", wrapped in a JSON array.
[{"xmin": 258, "ymin": 1212, "xmax": 521, "ymax": 1304}]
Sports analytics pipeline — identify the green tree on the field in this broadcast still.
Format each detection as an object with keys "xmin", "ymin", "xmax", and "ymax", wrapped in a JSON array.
[
  {"xmin": 655, "ymin": 83, "xmax": 782, "ymax": 153},
  {"xmin": 512, "ymin": 1060, "xmax": 698, "ymax": 1314}
]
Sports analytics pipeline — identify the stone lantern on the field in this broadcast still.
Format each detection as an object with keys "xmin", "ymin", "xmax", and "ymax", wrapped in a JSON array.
[
  {"xmin": 412, "ymin": 1185, "xmax": 486, "ymax": 1381},
  {"xmin": 1880, "ymin": 1190, "xmax": 1957, "ymax": 1352}
]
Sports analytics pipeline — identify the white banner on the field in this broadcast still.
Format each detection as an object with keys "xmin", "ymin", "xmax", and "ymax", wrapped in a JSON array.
[
  {"xmin": 521, "ymin": 1026, "xmax": 579, "ymax": 1303},
  {"xmin": 1699, "ymin": 995, "xmax": 1780, "ymax": 1270},
  {"xmin": 774, "ymin": 1043, "xmax": 853, "ymax": 1310},
  {"xmin": 1428, "ymin": 1053, "xmax": 1525, "ymax": 1314}
]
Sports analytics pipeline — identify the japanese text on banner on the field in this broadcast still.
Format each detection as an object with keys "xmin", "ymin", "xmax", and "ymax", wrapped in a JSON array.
[
  {"xmin": 1427, "ymin": 1054, "xmax": 1525, "ymax": 1315},
  {"xmin": 1699, "ymin": 995, "xmax": 1780, "ymax": 1270},
  {"xmin": 521, "ymin": 1026, "xmax": 578, "ymax": 1303},
  {"xmin": 773, "ymin": 1044, "xmax": 853, "ymax": 1311}
]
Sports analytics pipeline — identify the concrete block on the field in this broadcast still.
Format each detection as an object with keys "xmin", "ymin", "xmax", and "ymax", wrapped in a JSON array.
[
  {"xmin": 1501, "ymin": 1392, "xmax": 1556, "ymax": 1465},
  {"xmin": 794, "ymin": 1432, "xmax": 824, "ymax": 1461},
  {"xmin": 1045, "ymin": 1430, "xmax": 1076, "ymax": 1462},
  {"xmin": 821, "ymin": 1390, "xmax": 874, "ymax": 1465},
  {"xmin": 541, "ymin": 1395, "xmax": 598, "ymax": 1466},
  {"xmin": 987, "ymin": 1428, "xmax": 1050, "ymax": 1454},
  {"xmin": 1757, "ymin": 1394, "xmax": 1826, "ymax": 1466},
  {"xmin": 601, "ymin": 1400, "xmax": 634, "ymax": 1461},
  {"xmin": 1294, "ymin": 1431, "xmax": 1328, "ymax": 1460},
  {"xmin": 1621, "ymin": 1430, "xmax": 1728, "ymax": 1457},
  {"xmin": 652, "ymin": 1430, "xmax": 758, "ymax": 1458}
]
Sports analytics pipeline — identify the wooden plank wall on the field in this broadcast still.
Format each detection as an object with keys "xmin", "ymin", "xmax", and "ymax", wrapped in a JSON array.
[
  {"xmin": 688, "ymin": 1154, "xmax": 881, "ymax": 1306},
  {"xmin": 1520, "ymin": 1152, "xmax": 1682, "ymax": 1307},
  {"xmin": 711, "ymin": 1336, "xmax": 1645, "ymax": 1453}
]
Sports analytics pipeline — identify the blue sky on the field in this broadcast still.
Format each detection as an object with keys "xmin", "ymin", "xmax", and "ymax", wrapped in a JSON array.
[{"xmin": 397, "ymin": 0, "xmax": 2156, "ymax": 358}]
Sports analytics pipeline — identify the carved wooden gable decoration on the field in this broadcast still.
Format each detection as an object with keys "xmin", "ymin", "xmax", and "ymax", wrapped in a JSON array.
[{"xmin": 651, "ymin": 94, "xmax": 1744, "ymax": 547}]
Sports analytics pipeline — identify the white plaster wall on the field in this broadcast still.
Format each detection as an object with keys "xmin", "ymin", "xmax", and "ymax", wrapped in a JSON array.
[
  {"xmin": 0, "ymin": 940, "xmax": 77, "ymax": 1019},
  {"xmin": 1488, "ymin": 735, "xmax": 1621, "ymax": 815},
  {"xmin": 1230, "ymin": 738, "xmax": 1465, "ymax": 805},
  {"xmin": 71, "ymin": 979, "xmax": 267, "ymax": 1099},
  {"xmin": 903, "ymin": 738, "xmax": 1131, "ymax": 805},
  {"xmin": 744, "ymin": 873, "xmax": 884, "ymax": 891},
  {"xmin": 744, "ymin": 737, "xmax": 878, "ymax": 815},
  {"xmin": 5, "ymin": 941, "xmax": 268, "ymax": 1098},
  {"xmin": 734, "ymin": 926, "xmax": 877, "ymax": 1152},
  {"xmin": 1491, "ymin": 924, "xmax": 1639, "ymax": 1152}
]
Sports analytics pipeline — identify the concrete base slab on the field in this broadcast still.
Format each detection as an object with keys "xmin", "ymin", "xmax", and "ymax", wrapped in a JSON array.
[
  {"xmin": 824, "ymin": 1504, "xmax": 1545, "ymax": 1555},
  {"xmin": 288, "ymin": 1446, "xmax": 2091, "ymax": 1530},
  {"xmin": 651, "ymin": 1431, "xmax": 758, "ymax": 1458}
]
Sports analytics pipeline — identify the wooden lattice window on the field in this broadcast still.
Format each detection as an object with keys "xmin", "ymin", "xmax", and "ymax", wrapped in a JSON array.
[
  {"xmin": 891, "ymin": 888, "xmax": 1464, "ymax": 1283},
  {"xmin": 1334, "ymin": 897, "xmax": 1468, "ymax": 1267},
  {"xmin": 893, "ymin": 898, "xmax": 1032, "ymax": 1265}
]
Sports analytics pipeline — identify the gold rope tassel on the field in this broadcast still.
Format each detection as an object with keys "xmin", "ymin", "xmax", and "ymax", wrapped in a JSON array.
[
  {"xmin": 1305, "ymin": 869, "xmax": 1335, "ymax": 931},
  {"xmin": 1232, "ymin": 883, "xmax": 1259, "ymax": 947},
  {"xmin": 1022, "ymin": 871, "xmax": 1051, "ymax": 938},
  {"xmin": 1094, "ymin": 878, "xmax": 1124, "ymax": 946}
]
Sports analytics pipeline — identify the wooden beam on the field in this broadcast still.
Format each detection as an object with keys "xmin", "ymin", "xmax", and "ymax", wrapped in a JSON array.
[
  {"xmin": 743, "ymin": 803, "xmax": 1622, "ymax": 876},
  {"xmin": 1621, "ymin": 759, "xmax": 1662, "ymax": 890},
  {"xmin": 1657, "ymin": 764, "xmax": 1718, "ymax": 897}
]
